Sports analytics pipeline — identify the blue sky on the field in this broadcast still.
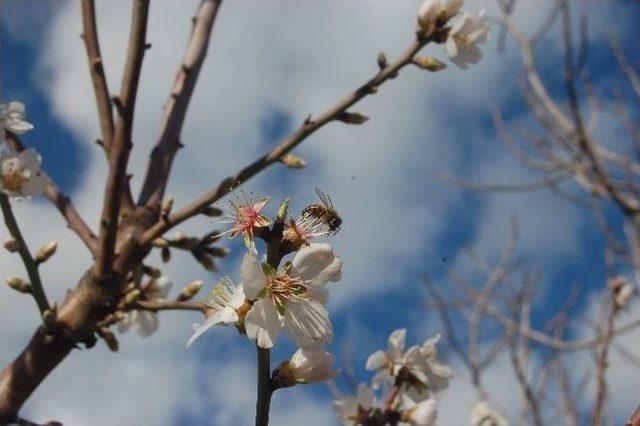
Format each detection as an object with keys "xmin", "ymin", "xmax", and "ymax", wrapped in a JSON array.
[{"xmin": 2, "ymin": 1, "xmax": 640, "ymax": 425}]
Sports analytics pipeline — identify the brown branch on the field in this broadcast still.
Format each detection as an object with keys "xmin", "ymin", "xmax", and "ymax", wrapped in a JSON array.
[
  {"xmin": 0, "ymin": 330, "xmax": 74, "ymax": 423},
  {"xmin": 4, "ymin": 133, "xmax": 97, "ymax": 253},
  {"xmin": 434, "ymin": 170, "xmax": 573, "ymax": 194},
  {"xmin": 135, "ymin": 299, "xmax": 207, "ymax": 313},
  {"xmin": 140, "ymin": 35, "xmax": 433, "ymax": 245},
  {"xmin": 591, "ymin": 297, "xmax": 617, "ymax": 426},
  {"xmin": 138, "ymin": 0, "xmax": 223, "ymax": 207},
  {"xmin": 95, "ymin": 0, "xmax": 149, "ymax": 277},
  {"xmin": 80, "ymin": 0, "xmax": 114, "ymax": 154}
]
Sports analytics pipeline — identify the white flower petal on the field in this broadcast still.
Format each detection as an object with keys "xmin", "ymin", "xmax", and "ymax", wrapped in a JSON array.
[
  {"xmin": 405, "ymin": 398, "xmax": 438, "ymax": 426},
  {"xmin": 388, "ymin": 328, "xmax": 407, "ymax": 358},
  {"xmin": 245, "ymin": 299, "xmax": 282, "ymax": 348},
  {"xmin": 242, "ymin": 252, "xmax": 266, "ymax": 299},
  {"xmin": 365, "ymin": 350, "xmax": 387, "ymax": 371},
  {"xmin": 185, "ymin": 308, "xmax": 238, "ymax": 348},
  {"xmin": 136, "ymin": 311, "xmax": 159, "ymax": 337},
  {"xmin": 230, "ymin": 283, "xmax": 247, "ymax": 308},
  {"xmin": 290, "ymin": 348, "xmax": 337, "ymax": 383},
  {"xmin": 20, "ymin": 173, "xmax": 48, "ymax": 197},
  {"xmin": 284, "ymin": 299, "xmax": 333, "ymax": 348},
  {"xmin": 291, "ymin": 243, "xmax": 343, "ymax": 288}
]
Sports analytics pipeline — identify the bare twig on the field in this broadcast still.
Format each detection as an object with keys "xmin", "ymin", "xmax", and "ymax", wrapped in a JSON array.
[
  {"xmin": 80, "ymin": 0, "xmax": 114, "ymax": 154},
  {"xmin": 138, "ymin": 0, "xmax": 223, "ymax": 207},
  {"xmin": 96, "ymin": 0, "xmax": 149, "ymax": 277},
  {"xmin": 0, "ymin": 194, "xmax": 50, "ymax": 316}
]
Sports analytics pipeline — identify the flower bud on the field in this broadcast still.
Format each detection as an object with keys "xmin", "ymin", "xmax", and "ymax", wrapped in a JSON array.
[
  {"xmin": 201, "ymin": 206, "xmax": 223, "ymax": 217},
  {"xmin": 151, "ymin": 238, "xmax": 169, "ymax": 248},
  {"xmin": 123, "ymin": 289, "xmax": 142, "ymax": 308},
  {"xmin": 277, "ymin": 198, "xmax": 290, "ymax": 223},
  {"xmin": 417, "ymin": 0, "xmax": 440, "ymax": 35},
  {"xmin": 413, "ymin": 56, "xmax": 447, "ymax": 71},
  {"xmin": 42, "ymin": 304, "xmax": 57, "ymax": 330},
  {"xmin": 99, "ymin": 327, "xmax": 119, "ymax": 352},
  {"xmin": 377, "ymin": 52, "xmax": 388, "ymax": 70},
  {"xmin": 144, "ymin": 265, "xmax": 162, "ymax": 278},
  {"xmin": 161, "ymin": 196, "xmax": 174, "ymax": 217},
  {"xmin": 6, "ymin": 276, "xmax": 31, "ymax": 294},
  {"xmin": 35, "ymin": 241, "xmax": 58, "ymax": 263},
  {"xmin": 338, "ymin": 111, "xmax": 369, "ymax": 125},
  {"xmin": 161, "ymin": 247, "xmax": 171, "ymax": 263},
  {"xmin": 273, "ymin": 348, "xmax": 338, "ymax": 389},
  {"xmin": 4, "ymin": 238, "xmax": 20, "ymax": 252},
  {"xmin": 279, "ymin": 154, "xmax": 307, "ymax": 169},
  {"xmin": 178, "ymin": 280, "xmax": 204, "ymax": 301}
]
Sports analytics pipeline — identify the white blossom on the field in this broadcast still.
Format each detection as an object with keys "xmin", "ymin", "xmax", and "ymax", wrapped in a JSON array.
[
  {"xmin": 333, "ymin": 383, "xmax": 375, "ymax": 426},
  {"xmin": 243, "ymin": 243, "xmax": 342, "ymax": 348},
  {"xmin": 400, "ymin": 395, "xmax": 438, "ymax": 426},
  {"xmin": 186, "ymin": 276, "xmax": 246, "ymax": 348},
  {"xmin": 418, "ymin": 0, "xmax": 464, "ymax": 34},
  {"xmin": 118, "ymin": 276, "xmax": 172, "ymax": 337},
  {"xmin": 0, "ymin": 148, "xmax": 47, "ymax": 198},
  {"xmin": 445, "ymin": 11, "xmax": 489, "ymax": 69},
  {"xmin": 0, "ymin": 101, "xmax": 34, "ymax": 135},
  {"xmin": 366, "ymin": 329, "xmax": 452, "ymax": 400},
  {"xmin": 470, "ymin": 401, "xmax": 509, "ymax": 426},
  {"xmin": 289, "ymin": 347, "xmax": 339, "ymax": 384}
]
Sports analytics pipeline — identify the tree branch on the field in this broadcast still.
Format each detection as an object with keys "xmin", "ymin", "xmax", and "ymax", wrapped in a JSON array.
[
  {"xmin": 96, "ymin": 0, "xmax": 149, "ymax": 277},
  {"xmin": 140, "ymin": 34, "xmax": 433, "ymax": 244},
  {"xmin": 80, "ymin": 0, "xmax": 114, "ymax": 155},
  {"xmin": 138, "ymin": 0, "xmax": 223, "ymax": 207}
]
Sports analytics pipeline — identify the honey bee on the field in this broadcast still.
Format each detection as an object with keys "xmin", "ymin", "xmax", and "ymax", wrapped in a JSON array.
[{"xmin": 302, "ymin": 187, "xmax": 342, "ymax": 234}]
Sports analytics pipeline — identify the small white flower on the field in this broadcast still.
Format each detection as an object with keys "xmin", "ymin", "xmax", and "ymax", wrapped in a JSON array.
[
  {"xmin": 470, "ymin": 401, "xmax": 509, "ymax": 426},
  {"xmin": 366, "ymin": 330, "xmax": 452, "ymax": 400},
  {"xmin": 243, "ymin": 243, "xmax": 342, "ymax": 348},
  {"xmin": 445, "ymin": 10, "xmax": 489, "ymax": 69},
  {"xmin": 289, "ymin": 347, "xmax": 339, "ymax": 384},
  {"xmin": 418, "ymin": 0, "xmax": 464, "ymax": 34},
  {"xmin": 186, "ymin": 276, "xmax": 246, "ymax": 348},
  {"xmin": 0, "ymin": 101, "xmax": 34, "ymax": 135},
  {"xmin": 400, "ymin": 395, "xmax": 438, "ymax": 426},
  {"xmin": 333, "ymin": 383, "xmax": 375, "ymax": 426},
  {"xmin": 0, "ymin": 149, "xmax": 48, "ymax": 198},
  {"xmin": 118, "ymin": 276, "xmax": 172, "ymax": 337}
]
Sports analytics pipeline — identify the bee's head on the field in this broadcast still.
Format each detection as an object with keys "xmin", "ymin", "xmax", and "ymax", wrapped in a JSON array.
[{"xmin": 329, "ymin": 215, "xmax": 342, "ymax": 232}]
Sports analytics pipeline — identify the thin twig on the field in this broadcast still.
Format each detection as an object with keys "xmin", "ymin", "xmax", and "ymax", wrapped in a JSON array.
[
  {"xmin": 96, "ymin": 0, "xmax": 150, "ymax": 277},
  {"xmin": 138, "ymin": 0, "xmax": 223, "ymax": 207},
  {"xmin": 80, "ymin": 0, "xmax": 114, "ymax": 154},
  {"xmin": 0, "ymin": 194, "xmax": 50, "ymax": 316}
]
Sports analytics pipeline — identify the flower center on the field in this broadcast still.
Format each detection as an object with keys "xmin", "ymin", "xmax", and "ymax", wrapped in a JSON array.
[
  {"xmin": 2, "ymin": 164, "xmax": 28, "ymax": 192},
  {"xmin": 236, "ymin": 204, "xmax": 260, "ymax": 231},
  {"xmin": 267, "ymin": 273, "xmax": 307, "ymax": 308},
  {"xmin": 204, "ymin": 277, "xmax": 235, "ymax": 312}
]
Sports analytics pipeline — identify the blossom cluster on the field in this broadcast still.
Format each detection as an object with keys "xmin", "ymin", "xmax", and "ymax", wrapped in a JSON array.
[
  {"xmin": 0, "ymin": 101, "xmax": 46, "ymax": 198},
  {"xmin": 186, "ymin": 191, "xmax": 343, "ymax": 386},
  {"xmin": 417, "ymin": 0, "xmax": 490, "ymax": 69},
  {"xmin": 333, "ymin": 329, "xmax": 452, "ymax": 426}
]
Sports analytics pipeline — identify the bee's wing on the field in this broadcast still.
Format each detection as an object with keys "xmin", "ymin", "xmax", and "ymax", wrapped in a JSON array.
[{"xmin": 314, "ymin": 187, "xmax": 333, "ymax": 209}]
